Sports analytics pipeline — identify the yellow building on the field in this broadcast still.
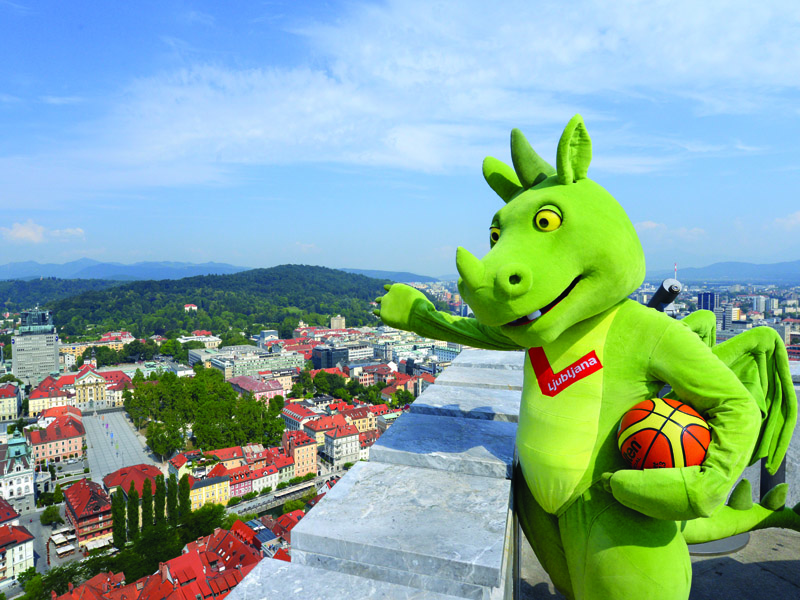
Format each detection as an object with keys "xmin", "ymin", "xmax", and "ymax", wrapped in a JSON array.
[
  {"xmin": 341, "ymin": 407, "xmax": 377, "ymax": 433},
  {"xmin": 189, "ymin": 475, "xmax": 230, "ymax": 511},
  {"xmin": 74, "ymin": 370, "xmax": 107, "ymax": 410}
]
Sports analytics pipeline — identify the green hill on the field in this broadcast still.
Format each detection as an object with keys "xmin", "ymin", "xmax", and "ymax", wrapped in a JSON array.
[
  {"xmin": 49, "ymin": 265, "xmax": 390, "ymax": 338},
  {"xmin": 0, "ymin": 278, "xmax": 122, "ymax": 312}
]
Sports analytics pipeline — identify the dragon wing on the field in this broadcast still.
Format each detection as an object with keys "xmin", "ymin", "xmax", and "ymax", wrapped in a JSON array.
[{"xmin": 681, "ymin": 310, "xmax": 796, "ymax": 475}]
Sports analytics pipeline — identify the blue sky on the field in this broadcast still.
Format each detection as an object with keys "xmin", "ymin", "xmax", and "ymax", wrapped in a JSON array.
[{"xmin": 2, "ymin": 0, "xmax": 800, "ymax": 278}]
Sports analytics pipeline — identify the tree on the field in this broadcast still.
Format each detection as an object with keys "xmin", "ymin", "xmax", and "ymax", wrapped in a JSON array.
[
  {"xmin": 141, "ymin": 479, "xmax": 153, "ymax": 534},
  {"xmin": 154, "ymin": 475, "xmax": 166, "ymax": 528},
  {"xmin": 166, "ymin": 474, "xmax": 178, "ymax": 527},
  {"xmin": 282, "ymin": 499, "xmax": 305, "ymax": 514},
  {"xmin": 126, "ymin": 483, "xmax": 140, "ymax": 541},
  {"xmin": 178, "ymin": 474, "xmax": 192, "ymax": 523},
  {"xmin": 112, "ymin": 490, "xmax": 127, "ymax": 549},
  {"xmin": 53, "ymin": 484, "xmax": 64, "ymax": 504},
  {"xmin": 40, "ymin": 505, "xmax": 63, "ymax": 526}
]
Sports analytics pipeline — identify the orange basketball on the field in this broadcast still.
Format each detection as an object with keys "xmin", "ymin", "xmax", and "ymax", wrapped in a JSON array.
[{"xmin": 617, "ymin": 397, "xmax": 710, "ymax": 469}]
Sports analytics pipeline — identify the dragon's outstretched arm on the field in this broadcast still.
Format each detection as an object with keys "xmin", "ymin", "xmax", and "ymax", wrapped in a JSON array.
[{"xmin": 375, "ymin": 283, "xmax": 522, "ymax": 351}]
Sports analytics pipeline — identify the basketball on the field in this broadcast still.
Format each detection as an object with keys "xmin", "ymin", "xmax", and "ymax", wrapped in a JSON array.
[{"xmin": 617, "ymin": 397, "xmax": 710, "ymax": 469}]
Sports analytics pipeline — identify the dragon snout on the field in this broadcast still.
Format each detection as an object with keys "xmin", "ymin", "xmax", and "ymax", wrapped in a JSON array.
[{"xmin": 495, "ymin": 263, "xmax": 533, "ymax": 299}]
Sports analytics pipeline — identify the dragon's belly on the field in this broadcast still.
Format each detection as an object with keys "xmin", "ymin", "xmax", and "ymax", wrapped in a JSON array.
[{"xmin": 517, "ymin": 380, "xmax": 602, "ymax": 515}]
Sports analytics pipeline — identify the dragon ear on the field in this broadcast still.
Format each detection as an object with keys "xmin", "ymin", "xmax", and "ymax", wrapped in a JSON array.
[
  {"xmin": 556, "ymin": 114, "xmax": 592, "ymax": 185},
  {"xmin": 482, "ymin": 156, "xmax": 522, "ymax": 203},
  {"xmin": 510, "ymin": 128, "xmax": 555, "ymax": 190}
]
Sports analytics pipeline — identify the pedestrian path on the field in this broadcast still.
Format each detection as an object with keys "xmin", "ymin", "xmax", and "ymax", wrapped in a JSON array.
[{"xmin": 83, "ymin": 411, "xmax": 158, "ymax": 483}]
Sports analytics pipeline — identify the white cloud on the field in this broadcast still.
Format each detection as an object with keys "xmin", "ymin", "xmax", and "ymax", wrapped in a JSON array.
[
  {"xmin": 40, "ymin": 95, "xmax": 84, "ymax": 105},
  {"xmin": 295, "ymin": 242, "xmax": 319, "ymax": 254},
  {"xmin": 3, "ymin": 0, "xmax": 799, "ymax": 198},
  {"xmin": 773, "ymin": 211, "xmax": 800, "ymax": 230},
  {"xmin": 635, "ymin": 221, "xmax": 706, "ymax": 242},
  {"xmin": 52, "ymin": 227, "xmax": 85, "ymax": 239},
  {"xmin": 1, "ymin": 220, "xmax": 45, "ymax": 243},
  {"xmin": 0, "ymin": 221, "xmax": 85, "ymax": 243}
]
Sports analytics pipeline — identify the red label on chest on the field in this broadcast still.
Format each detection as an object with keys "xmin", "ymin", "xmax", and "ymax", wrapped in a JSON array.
[{"xmin": 528, "ymin": 346, "xmax": 603, "ymax": 397}]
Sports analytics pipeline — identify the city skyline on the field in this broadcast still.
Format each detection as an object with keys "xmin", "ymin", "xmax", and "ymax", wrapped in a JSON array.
[{"xmin": 3, "ymin": 1, "xmax": 800, "ymax": 276}]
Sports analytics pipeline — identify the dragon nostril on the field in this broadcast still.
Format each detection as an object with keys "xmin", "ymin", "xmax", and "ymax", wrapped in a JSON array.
[{"xmin": 509, "ymin": 274, "xmax": 521, "ymax": 285}]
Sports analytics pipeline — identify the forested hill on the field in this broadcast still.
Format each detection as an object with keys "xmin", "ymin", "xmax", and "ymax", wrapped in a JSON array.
[
  {"xmin": 0, "ymin": 278, "xmax": 122, "ymax": 312},
  {"xmin": 49, "ymin": 265, "xmax": 391, "ymax": 338}
]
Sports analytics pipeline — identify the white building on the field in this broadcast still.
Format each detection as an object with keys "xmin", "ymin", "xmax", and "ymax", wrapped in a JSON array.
[
  {"xmin": 176, "ymin": 334, "xmax": 222, "ymax": 349},
  {"xmin": 0, "ymin": 432, "xmax": 34, "ymax": 506},
  {"xmin": 251, "ymin": 465, "xmax": 279, "ymax": 494},
  {"xmin": 323, "ymin": 424, "xmax": 360, "ymax": 469},
  {"xmin": 0, "ymin": 524, "xmax": 34, "ymax": 583},
  {"xmin": 0, "ymin": 384, "xmax": 21, "ymax": 423}
]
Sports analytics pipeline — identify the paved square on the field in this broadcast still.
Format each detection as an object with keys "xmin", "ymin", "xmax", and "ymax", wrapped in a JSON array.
[{"xmin": 83, "ymin": 411, "xmax": 160, "ymax": 484}]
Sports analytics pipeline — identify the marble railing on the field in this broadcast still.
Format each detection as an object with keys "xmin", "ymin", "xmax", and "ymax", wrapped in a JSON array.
[{"xmin": 229, "ymin": 349, "xmax": 524, "ymax": 600}]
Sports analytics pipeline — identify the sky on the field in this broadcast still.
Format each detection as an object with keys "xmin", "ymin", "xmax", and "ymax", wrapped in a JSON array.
[{"xmin": 2, "ymin": 0, "xmax": 800, "ymax": 278}]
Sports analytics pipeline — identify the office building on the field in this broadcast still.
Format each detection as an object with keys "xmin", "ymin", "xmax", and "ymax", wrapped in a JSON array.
[
  {"xmin": 11, "ymin": 309, "xmax": 59, "ymax": 386},
  {"xmin": 697, "ymin": 292, "xmax": 719, "ymax": 313}
]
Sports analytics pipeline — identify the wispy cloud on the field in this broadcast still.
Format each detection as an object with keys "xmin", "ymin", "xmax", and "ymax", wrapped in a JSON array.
[
  {"xmin": 184, "ymin": 10, "xmax": 215, "ymax": 26},
  {"xmin": 1, "ymin": 220, "xmax": 45, "ymax": 243},
  {"xmin": 0, "ymin": 220, "xmax": 85, "ymax": 243},
  {"xmin": 635, "ymin": 221, "xmax": 706, "ymax": 242},
  {"xmin": 773, "ymin": 211, "xmax": 800, "ymax": 230},
  {"xmin": 3, "ymin": 0, "xmax": 799, "ymax": 198},
  {"xmin": 40, "ymin": 95, "xmax": 84, "ymax": 105}
]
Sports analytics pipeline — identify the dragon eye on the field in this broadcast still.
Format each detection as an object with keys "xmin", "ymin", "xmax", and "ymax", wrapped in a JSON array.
[
  {"xmin": 534, "ymin": 208, "xmax": 562, "ymax": 232},
  {"xmin": 489, "ymin": 227, "xmax": 501, "ymax": 246}
]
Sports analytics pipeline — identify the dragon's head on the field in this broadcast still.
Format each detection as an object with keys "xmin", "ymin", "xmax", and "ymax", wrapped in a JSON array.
[{"xmin": 457, "ymin": 115, "xmax": 645, "ymax": 347}]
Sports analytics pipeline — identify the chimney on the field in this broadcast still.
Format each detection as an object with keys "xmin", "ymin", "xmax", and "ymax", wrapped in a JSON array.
[{"xmin": 68, "ymin": 583, "xmax": 74, "ymax": 592}]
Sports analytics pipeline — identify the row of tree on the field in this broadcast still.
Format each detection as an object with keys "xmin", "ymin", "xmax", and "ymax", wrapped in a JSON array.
[{"xmin": 112, "ymin": 473, "xmax": 190, "ymax": 548}]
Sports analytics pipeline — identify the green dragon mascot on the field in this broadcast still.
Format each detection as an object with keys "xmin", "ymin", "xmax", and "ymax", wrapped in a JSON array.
[{"xmin": 376, "ymin": 115, "xmax": 800, "ymax": 600}]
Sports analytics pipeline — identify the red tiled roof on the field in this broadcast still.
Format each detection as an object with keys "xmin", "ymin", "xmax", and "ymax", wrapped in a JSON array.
[
  {"xmin": 26, "ymin": 415, "xmax": 85, "ymax": 446},
  {"xmin": 206, "ymin": 463, "xmax": 228, "ymax": 479},
  {"xmin": 205, "ymin": 446, "xmax": 243, "ymax": 462},
  {"xmin": 283, "ymin": 430, "xmax": 315, "ymax": 447},
  {"xmin": 325, "ymin": 424, "xmax": 359, "ymax": 439},
  {"xmin": 103, "ymin": 464, "xmax": 162, "ymax": 496},
  {"xmin": 64, "ymin": 479, "xmax": 111, "ymax": 519},
  {"xmin": 273, "ymin": 548, "xmax": 291, "ymax": 562},
  {"xmin": 0, "ymin": 384, "xmax": 17, "ymax": 399},
  {"xmin": 282, "ymin": 404, "xmax": 317, "ymax": 420},
  {"xmin": 359, "ymin": 429, "xmax": 381, "ymax": 448},
  {"xmin": 304, "ymin": 414, "xmax": 346, "ymax": 432},
  {"xmin": 0, "ymin": 498, "xmax": 19, "ymax": 525},
  {"xmin": 41, "ymin": 405, "xmax": 82, "ymax": 418},
  {"xmin": 55, "ymin": 572, "xmax": 126, "ymax": 600},
  {"xmin": 0, "ymin": 524, "xmax": 31, "ymax": 549},
  {"xmin": 309, "ymin": 367, "xmax": 347, "ymax": 379}
]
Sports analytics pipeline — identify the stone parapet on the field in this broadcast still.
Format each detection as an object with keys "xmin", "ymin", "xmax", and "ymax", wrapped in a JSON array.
[{"xmin": 227, "ymin": 349, "xmax": 523, "ymax": 600}]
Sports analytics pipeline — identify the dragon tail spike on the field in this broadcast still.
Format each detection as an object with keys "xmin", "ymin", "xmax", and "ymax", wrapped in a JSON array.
[
  {"xmin": 727, "ymin": 479, "xmax": 754, "ymax": 511},
  {"xmin": 762, "ymin": 483, "xmax": 789, "ymax": 511}
]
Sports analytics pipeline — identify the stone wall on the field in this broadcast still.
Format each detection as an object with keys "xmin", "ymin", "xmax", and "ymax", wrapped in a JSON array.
[{"xmin": 230, "ymin": 349, "xmax": 523, "ymax": 599}]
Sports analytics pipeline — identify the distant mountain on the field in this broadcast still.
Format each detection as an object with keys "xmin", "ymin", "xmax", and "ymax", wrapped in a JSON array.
[
  {"xmin": 340, "ymin": 268, "xmax": 439, "ymax": 283},
  {"xmin": 647, "ymin": 260, "xmax": 800, "ymax": 284},
  {"xmin": 0, "ymin": 259, "xmax": 249, "ymax": 281}
]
